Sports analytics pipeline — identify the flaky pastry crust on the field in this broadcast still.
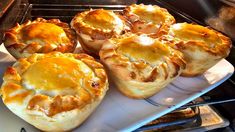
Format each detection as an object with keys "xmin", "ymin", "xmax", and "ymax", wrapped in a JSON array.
[
  {"xmin": 100, "ymin": 34, "xmax": 185, "ymax": 99},
  {"xmin": 4, "ymin": 18, "xmax": 77, "ymax": 59},
  {"xmin": 71, "ymin": 9, "xmax": 126, "ymax": 56},
  {"xmin": 160, "ymin": 23, "xmax": 232, "ymax": 76},
  {"xmin": 123, "ymin": 4, "xmax": 175, "ymax": 38},
  {"xmin": 1, "ymin": 52, "xmax": 108, "ymax": 131}
]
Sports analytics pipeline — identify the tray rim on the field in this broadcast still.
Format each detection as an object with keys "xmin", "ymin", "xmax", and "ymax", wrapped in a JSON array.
[{"xmin": 122, "ymin": 59, "xmax": 234, "ymax": 131}]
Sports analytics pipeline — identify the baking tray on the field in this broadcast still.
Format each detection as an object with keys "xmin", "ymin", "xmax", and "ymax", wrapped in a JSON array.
[
  {"xmin": 174, "ymin": 105, "xmax": 230, "ymax": 132},
  {"xmin": 135, "ymin": 106, "xmax": 201, "ymax": 131}
]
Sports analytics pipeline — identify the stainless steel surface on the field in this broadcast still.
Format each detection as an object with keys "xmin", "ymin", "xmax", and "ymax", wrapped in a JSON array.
[
  {"xmin": 135, "ymin": 107, "xmax": 200, "ymax": 131},
  {"xmin": 135, "ymin": 105, "xmax": 230, "ymax": 132},
  {"xmin": 180, "ymin": 98, "xmax": 235, "ymax": 109},
  {"xmin": 177, "ymin": 106, "xmax": 230, "ymax": 132}
]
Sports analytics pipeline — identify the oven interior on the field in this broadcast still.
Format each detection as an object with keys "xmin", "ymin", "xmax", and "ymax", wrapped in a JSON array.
[{"xmin": 1, "ymin": 0, "xmax": 235, "ymax": 131}]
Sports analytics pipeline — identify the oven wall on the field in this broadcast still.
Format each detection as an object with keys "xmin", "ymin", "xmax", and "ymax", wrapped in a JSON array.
[
  {"xmin": 0, "ymin": 0, "xmax": 28, "ymax": 44},
  {"xmin": 28, "ymin": 0, "xmax": 137, "ymax": 5}
]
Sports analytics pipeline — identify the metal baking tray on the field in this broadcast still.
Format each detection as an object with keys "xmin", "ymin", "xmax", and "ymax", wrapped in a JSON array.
[{"xmin": 135, "ymin": 106, "xmax": 201, "ymax": 131}]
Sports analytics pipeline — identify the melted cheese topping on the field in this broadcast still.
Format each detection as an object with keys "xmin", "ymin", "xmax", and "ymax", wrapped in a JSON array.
[
  {"xmin": 116, "ymin": 36, "xmax": 170, "ymax": 63},
  {"xmin": 22, "ymin": 57, "xmax": 93, "ymax": 95},
  {"xmin": 171, "ymin": 23, "xmax": 222, "ymax": 47},
  {"xmin": 84, "ymin": 10, "xmax": 116, "ymax": 30},
  {"xmin": 132, "ymin": 6, "xmax": 165, "ymax": 24},
  {"xmin": 21, "ymin": 23, "xmax": 68, "ymax": 45}
]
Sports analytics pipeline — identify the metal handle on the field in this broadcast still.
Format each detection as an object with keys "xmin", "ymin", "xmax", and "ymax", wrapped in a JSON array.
[{"xmin": 179, "ymin": 97, "xmax": 235, "ymax": 109}]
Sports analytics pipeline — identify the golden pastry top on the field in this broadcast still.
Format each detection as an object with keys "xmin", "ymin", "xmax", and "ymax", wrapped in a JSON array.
[
  {"xmin": 168, "ymin": 23, "xmax": 232, "ymax": 56},
  {"xmin": 71, "ymin": 9, "xmax": 125, "ymax": 39},
  {"xmin": 100, "ymin": 34, "xmax": 186, "ymax": 82},
  {"xmin": 21, "ymin": 23, "xmax": 69, "ymax": 45},
  {"xmin": 170, "ymin": 23, "xmax": 222, "ymax": 47},
  {"xmin": 22, "ymin": 57, "xmax": 92, "ymax": 93},
  {"xmin": 116, "ymin": 35, "xmax": 170, "ymax": 63},
  {"xmin": 83, "ymin": 9, "xmax": 116, "ymax": 30},
  {"xmin": 1, "ymin": 52, "xmax": 108, "ymax": 116},
  {"xmin": 123, "ymin": 4, "xmax": 175, "ymax": 37},
  {"xmin": 130, "ymin": 5, "xmax": 166, "ymax": 24},
  {"xmin": 4, "ymin": 18, "xmax": 77, "ymax": 59}
]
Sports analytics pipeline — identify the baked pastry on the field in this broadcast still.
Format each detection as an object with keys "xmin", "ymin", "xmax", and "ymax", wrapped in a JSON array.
[
  {"xmin": 71, "ymin": 9, "xmax": 125, "ymax": 56},
  {"xmin": 161, "ymin": 23, "xmax": 232, "ymax": 76},
  {"xmin": 100, "ymin": 34, "xmax": 185, "ymax": 99},
  {"xmin": 123, "ymin": 4, "xmax": 175, "ymax": 37},
  {"xmin": 4, "ymin": 18, "xmax": 77, "ymax": 59},
  {"xmin": 0, "ymin": 52, "xmax": 108, "ymax": 131}
]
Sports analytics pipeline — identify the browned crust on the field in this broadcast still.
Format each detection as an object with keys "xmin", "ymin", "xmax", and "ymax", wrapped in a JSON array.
[
  {"xmin": 70, "ymin": 9, "xmax": 125, "ymax": 40},
  {"xmin": 143, "ymin": 68, "xmax": 158, "ymax": 82},
  {"xmin": 101, "ymin": 38, "xmax": 182, "ymax": 82},
  {"xmin": 170, "ymin": 55, "xmax": 186, "ymax": 77},
  {"xmin": 100, "ymin": 35, "xmax": 186, "ymax": 98},
  {"xmin": 175, "ymin": 33, "xmax": 231, "ymax": 57},
  {"xmin": 180, "ymin": 72, "xmax": 204, "ymax": 77},
  {"xmin": 1, "ymin": 52, "xmax": 108, "ymax": 116},
  {"xmin": 167, "ymin": 23, "xmax": 232, "ymax": 57},
  {"xmin": 117, "ymin": 86, "xmax": 153, "ymax": 99},
  {"xmin": 159, "ymin": 23, "xmax": 232, "ymax": 77},
  {"xmin": 101, "ymin": 34, "xmax": 186, "ymax": 81},
  {"xmin": 4, "ymin": 18, "xmax": 77, "ymax": 59},
  {"xmin": 123, "ymin": 4, "xmax": 175, "ymax": 37},
  {"xmin": 76, "ymin": 34, "xmax": 100, "ymax": 58}
]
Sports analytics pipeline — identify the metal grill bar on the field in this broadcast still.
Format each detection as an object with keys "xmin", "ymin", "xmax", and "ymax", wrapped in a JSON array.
[{"xmin": 180, "ymin": 98, "xmax": 235, "ymax": 109}]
